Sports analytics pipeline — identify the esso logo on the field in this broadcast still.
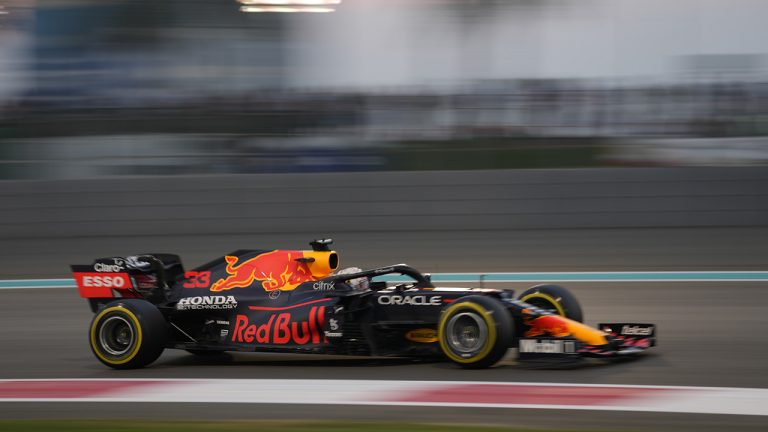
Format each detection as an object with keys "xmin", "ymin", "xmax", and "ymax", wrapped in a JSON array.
[{"xmin": 82, "ymin": 275, "xmax": 126, "ymax": 288}]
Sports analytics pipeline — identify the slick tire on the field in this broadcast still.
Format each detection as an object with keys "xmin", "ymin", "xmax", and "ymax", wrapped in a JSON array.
[
  {"xmin": 518, "ymin": 284, "xmax": 584, "ymax": 322},
  {"xmin": 89, "ymin": 299, "xmax": 167, "ymax": 369},
  {"xmin": 438, "ymin": 295, "xmax": 514, "ymax": 369}
]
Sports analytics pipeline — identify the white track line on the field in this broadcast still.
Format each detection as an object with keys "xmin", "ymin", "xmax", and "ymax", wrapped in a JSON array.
[{"xmin": 1, "ymin": 379, "xmax": 766, "ymax": 416}]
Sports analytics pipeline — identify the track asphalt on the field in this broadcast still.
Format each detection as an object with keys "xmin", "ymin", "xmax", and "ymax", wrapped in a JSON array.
[{"xmin": 1, "ymin": 282, "xmax": 766, "ymax": 430}]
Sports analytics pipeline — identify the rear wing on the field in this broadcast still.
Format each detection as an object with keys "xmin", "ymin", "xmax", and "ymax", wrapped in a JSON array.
[{"xmin": 70, "ymin": 264, "xmax": 139, "ymax": 299}]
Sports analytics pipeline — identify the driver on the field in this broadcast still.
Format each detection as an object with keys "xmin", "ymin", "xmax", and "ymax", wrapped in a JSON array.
[{"xmin": 333, "ymin": 267, "xmax": 370, "ymax": 291}]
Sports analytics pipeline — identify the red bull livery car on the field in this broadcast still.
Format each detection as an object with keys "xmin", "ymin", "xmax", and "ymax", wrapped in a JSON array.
[{"xmin": 71, "ymin": 239, "xmax": 656, "ymax": 369}]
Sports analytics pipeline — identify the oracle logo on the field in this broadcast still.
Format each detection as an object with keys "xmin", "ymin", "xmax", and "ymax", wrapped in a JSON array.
[
  {"xmin": 377, "ymin": 295, "xmax": 442, "ymax": 306},
  {"xmin": 82, "ymin": 275, "xmax": 127, "ymax": 288}
]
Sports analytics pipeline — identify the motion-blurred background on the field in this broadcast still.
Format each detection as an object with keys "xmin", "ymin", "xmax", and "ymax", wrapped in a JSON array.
[
  {"xmin": 0, "ymin": 0, "xmax": 766, "ymax": 278},
  {"xmin": 1, "ymin": 3, "xmax": 768, "ymax": 431},
  {"xmin": 2, "ymin": 0, "xmax": 768, "ymax": 178}
]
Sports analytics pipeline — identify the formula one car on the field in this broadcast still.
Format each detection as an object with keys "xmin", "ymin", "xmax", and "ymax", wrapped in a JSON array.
[{"xmin": 71, "ymin": 239, "xmax": 656, "ymax": 369}]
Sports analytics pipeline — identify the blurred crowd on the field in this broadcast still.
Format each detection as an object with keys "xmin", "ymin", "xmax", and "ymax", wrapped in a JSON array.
[
  {"xmin": 3, "ymin": 79, "xmax": 768, "ymax": 140},
  {"xmin": 2, "ymin": 0, "xmax": 768, "ymax": 177}
]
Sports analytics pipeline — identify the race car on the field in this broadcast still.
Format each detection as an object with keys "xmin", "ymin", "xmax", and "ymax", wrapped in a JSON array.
[{"xmin": 71, "ymin": 239, "xmax": 656, "ymax": 369}]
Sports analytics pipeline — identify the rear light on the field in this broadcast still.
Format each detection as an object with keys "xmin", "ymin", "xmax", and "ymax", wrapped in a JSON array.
[{"xmin": 133, "ymin": 274, "xmax": 159, "ymax": 290}]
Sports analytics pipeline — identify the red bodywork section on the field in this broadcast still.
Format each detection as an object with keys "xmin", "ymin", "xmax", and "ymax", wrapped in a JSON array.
[
  {"xmin": 524, "ymin": 315, "xmax": 572, "ymax": 338},
  {"xmin": 73, "ymin": 272, "xmax": 135, "ymax": 298}
]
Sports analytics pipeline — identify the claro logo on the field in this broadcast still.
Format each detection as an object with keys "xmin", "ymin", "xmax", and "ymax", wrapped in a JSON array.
[
  {"xmin": 377, "ymin": 295, "xmax": 442, "ymax": 306},
  {"xmin": 94, "ymin": 263, "xmax": 124, "ymax": 272}
]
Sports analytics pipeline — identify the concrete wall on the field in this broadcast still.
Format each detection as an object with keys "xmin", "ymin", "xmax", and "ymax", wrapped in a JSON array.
[{"xmin": 1, "ymin": 167, "xmax": 766, "ymax": 240}]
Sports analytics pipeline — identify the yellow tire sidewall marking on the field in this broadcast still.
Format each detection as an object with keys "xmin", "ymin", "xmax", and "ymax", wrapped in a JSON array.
[
  {"xmin": 438, "ymin": 302, "xmax": 497, "ymax": 364},
  {"xmin": 520, "ymin": 292, "xmax": 566, "ymax": 316},
  {"xmin": 90, "ymin": 305, "xmax": 143, "ymax": 365}
]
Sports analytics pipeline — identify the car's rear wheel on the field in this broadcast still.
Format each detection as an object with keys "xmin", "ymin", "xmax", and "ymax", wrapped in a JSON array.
[
  {"xmin": 89, "ymin": 299, "xmax": 167, "ymax": 369},
  {"xmin": 438, "ymin": 295, "xmax": 513, "ymax": 369},
  {"xmin": 518, "ymin": 284, "xmax": 583, "ymax": 322}
]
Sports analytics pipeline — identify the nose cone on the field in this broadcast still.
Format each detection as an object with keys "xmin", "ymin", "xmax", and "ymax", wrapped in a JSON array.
[
  {"xmin": 526, "ymin": 315, "xmax": 608, "ymax": 346},
  {"xmin": 525, "ymin": 315, "xmax": 571, "ymax": 338}
]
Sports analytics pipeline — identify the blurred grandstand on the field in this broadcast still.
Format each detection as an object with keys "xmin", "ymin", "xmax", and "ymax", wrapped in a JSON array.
[{"xmin": 1, "ymin": 0, "xmax": 768, "ymax": 178}]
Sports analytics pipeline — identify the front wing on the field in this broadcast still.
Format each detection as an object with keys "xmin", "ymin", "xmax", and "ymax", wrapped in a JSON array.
[{"xmin": 517, "ymin": 322, "xmax": 656, "ymax": 364}]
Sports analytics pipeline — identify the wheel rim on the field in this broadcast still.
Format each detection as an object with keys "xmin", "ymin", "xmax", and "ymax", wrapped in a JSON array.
[
  {"xmin": 99, "ymin": 316, "xmax": 135, "ymax": 356},
  {"xmin": 446, "ymin": 311, "xmax": 488, "ymax": 354}
]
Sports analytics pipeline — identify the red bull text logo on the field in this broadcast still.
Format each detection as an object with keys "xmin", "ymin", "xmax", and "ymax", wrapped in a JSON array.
[
  {"xmin": 232, "ymin": 306, "xmax": 326, "ymax": 345},
  {"xmin": 211, "ymin": 250, "xmax": 315, "ymax": 292},
  {"xmin": 524, "ymin": 315, "xmax": 572, "ymax": 338}
]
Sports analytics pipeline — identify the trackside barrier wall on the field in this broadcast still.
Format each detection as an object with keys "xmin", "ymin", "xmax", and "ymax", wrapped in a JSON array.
[{"xmin": 0, "ymin": 167, "xmax": 766, "ymax": 239}]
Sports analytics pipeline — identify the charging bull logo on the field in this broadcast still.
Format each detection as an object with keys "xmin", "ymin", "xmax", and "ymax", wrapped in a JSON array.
[
  {"xmin": 210, "ymin": 250, "xmax": 315, "ymax": 292},
  {"xmin": 232, "ymin": 306, "xmax": 326, "ymax": 345},
  {"xmin": 524, "ymin": 315, "xmax": 572, "ymax": 338}
]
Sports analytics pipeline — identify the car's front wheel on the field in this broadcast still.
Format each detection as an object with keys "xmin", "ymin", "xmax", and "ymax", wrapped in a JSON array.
[
  {"xmin": 437, "ymin": 295, "xmax": 513, "ymax": 369},
  {"xmin": 518, "ymin": 284, "xmax": 583, "ymax": 322},
  {"xmin": 89, "ymin": 299, "xmax": 167, "ymax": 369}
]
